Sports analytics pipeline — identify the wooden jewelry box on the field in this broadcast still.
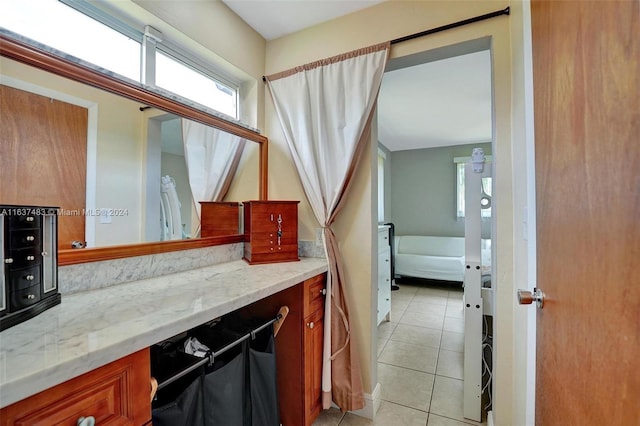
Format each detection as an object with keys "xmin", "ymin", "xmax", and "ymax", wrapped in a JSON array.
[
  {"xmin": 199, "ymin": 202, "xmax": 241, "ymax": 237},
  {"xmin": 243, "ymin": 201, "xmax": 299, "ymax": 264}
]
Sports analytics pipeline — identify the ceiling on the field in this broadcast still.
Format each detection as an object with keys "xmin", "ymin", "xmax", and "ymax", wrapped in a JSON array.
[
  {"xmin": 221, "ymin": 0, "xmax": 387, "ymax": 40},
  {"xmin": 221, "ymin": 0, "xmax": 492, "ymax": 152},
  {"xmin": 379, "ymin": 50, "xmax": 492, "ymax": 151}
]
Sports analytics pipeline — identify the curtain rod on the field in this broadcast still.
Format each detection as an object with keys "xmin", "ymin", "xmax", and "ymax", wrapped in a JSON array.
[
  {"xmin": 261, "ymin": 6, "xmax": 510, "ymax": 82},
  {"xmin": 390, "ymin": 6, "xmax": 510, "ymax": 45}
]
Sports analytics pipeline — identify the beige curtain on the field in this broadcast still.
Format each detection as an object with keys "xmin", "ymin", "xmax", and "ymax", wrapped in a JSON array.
[
  {"xmin": 266, "ymin": 42, "xmax": 389, "ymax": 411},
  {"xmin": 181, "ymin": 119, "xmax": 246, "ymax": 234}
]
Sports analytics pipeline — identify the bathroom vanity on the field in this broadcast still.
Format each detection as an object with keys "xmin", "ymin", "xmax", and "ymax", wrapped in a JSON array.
[{"xmin": 0, "ymin": 257, "xmax": 328, "ymax": 425}]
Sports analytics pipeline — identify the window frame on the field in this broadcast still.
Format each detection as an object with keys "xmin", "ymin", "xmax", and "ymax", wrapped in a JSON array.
[
  {"xmin": 8, "ymin": 0, "xmax": 241, "ymax": 120},
  {"xmin": 454, "ymin": 155, "xmax": 492, "ymax": 219}
]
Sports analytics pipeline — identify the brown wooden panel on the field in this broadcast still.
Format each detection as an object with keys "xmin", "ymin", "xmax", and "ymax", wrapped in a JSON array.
[
  {"xmin": 200, "ymin": 201, "xmax": 240, "ymax": 237},
  {"xmin": 0, "ymin": 349, "xmax": 151, "ymax": 426},
  {"xmin": 303, "ymin": 307, "xmax": 324, "ymax": 425},
  {"xmin": 532, "ymin": 1, "xmax": 640, "ymax": 424},
  {"xmin": 0, "ymin": 85, "xmax": 86, "ymax": 249},
  {"xmin": 243, "ymin": 201, "xmax": 299, "ymax": 264}
]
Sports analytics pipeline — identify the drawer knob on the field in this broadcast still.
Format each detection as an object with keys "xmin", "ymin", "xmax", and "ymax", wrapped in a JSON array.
[
  {"xmin": 26, "ymin": 294, "xmax": 36, "ymax": 300},
  {"xmin": 26, "ymin": 235, "xmax": 35, "ymax": 241},
  {"xmin": 77, "ymin": 416, "xmax": 95, "ymax": 426},
  {"xmin": 4, "ymin": 258, "xmax": 13, "ymax": 264},
  {"xmin": 26, "ymin": 275, "xmax": 35, "ymax": 281},
  {"xmin": 307, "ymin": 321, "xmax": 315, "ymax": 329},
  {"xmin": 26, "ymin": 216, "xmax": 34, "ymax": 222},
  {"xmin": 320, "ymin": 288, "xmax": 327, "ymax": 296},
  {"xmin": 27, "ymin": 255, "xmax": 35, "ymax": 261}
]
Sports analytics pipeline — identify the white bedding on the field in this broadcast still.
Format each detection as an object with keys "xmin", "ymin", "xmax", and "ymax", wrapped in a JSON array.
[{"xmin": 395, "ymin": 253, "xmax": 465, "ymax": 282}]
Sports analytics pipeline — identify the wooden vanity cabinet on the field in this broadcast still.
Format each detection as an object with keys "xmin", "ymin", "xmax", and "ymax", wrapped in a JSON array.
[
  {"xmin": 239, "ymin": 273, "xmax": 326, "ymax": 426},
  {"xmin": 0, "ymin": 349, "xmax": 151, "ymax": 426}
]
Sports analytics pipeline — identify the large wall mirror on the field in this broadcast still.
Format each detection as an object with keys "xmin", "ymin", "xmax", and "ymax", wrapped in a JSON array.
[{"xmin": 0, "ymin": 34, "xmax": 268, "ymax": 265}]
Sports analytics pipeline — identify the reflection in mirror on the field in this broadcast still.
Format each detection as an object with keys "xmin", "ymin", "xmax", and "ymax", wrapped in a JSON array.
[{"xmin": 0, "ymin": 56, "xmax": 259, "ymax": 250}]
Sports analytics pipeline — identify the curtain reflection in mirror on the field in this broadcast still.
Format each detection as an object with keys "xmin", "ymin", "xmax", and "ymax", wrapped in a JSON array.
[{"xmin": 181, "ymin": 119, "xmax": 246, "ymax": 236}]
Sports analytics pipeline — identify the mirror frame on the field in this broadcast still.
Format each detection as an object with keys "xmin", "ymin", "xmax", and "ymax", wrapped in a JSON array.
[{"xmin": 0, "ymin": 33, "xmax": 268, "ymax": 266}]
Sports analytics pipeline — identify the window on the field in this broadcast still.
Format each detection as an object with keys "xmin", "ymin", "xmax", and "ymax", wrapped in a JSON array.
[
  {"xmin": 1, "ymin": 0, "xmax": 141, "ymax": 81},
  {"xmin": 156, "ymin": 51, "xmax": 238, "ymax": 118},
  {"xmin": 455, "ymin": 156, "xmax": 492, "ymax": 218},
  {"xmin": 378, "ymin": 149, "xmax": 386, "ymax": 223},
  {"xmin": 1, "ymin": 0, "xmax": 239, "ymax": 119}
]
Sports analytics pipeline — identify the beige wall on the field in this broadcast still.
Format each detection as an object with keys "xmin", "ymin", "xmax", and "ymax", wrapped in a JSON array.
[{"xmin": 265, "ymin": 1, "xmax": 520, "ymax": 423}]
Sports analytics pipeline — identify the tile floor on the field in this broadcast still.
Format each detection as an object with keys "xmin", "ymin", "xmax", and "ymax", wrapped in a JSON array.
[{"xmin": 312, "ymin": 281, "xmax": 486, "ymax": 426}]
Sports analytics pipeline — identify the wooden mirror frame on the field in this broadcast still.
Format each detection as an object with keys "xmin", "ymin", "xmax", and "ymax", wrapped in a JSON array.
[{"xmin": 0, "ymin": 33, "xmax": 268, "ymax": 266}]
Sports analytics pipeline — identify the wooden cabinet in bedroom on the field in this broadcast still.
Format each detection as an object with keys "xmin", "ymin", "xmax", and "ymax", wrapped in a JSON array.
[{"xmin": 377, "ymin": 225, "xmax": 391, "ymax": 325}]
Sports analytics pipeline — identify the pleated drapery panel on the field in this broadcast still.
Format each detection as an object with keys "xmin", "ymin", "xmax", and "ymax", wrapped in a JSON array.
[
  {"xmin": 181, "ymin": 119, "xmax": 246, "ymax": 234},
  {"xmin": 266, "ymin": 41, "xmax": 389, "ymax": 412}
]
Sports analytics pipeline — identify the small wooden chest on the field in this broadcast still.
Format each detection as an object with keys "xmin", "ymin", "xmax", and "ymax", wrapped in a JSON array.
[
  {"xmin": 200, "ymin": 202, "xmax": 240, "ymax": 237},
  {"xmin": 243, "ymin": 200, "xmax": 300, "ymax": 264}
]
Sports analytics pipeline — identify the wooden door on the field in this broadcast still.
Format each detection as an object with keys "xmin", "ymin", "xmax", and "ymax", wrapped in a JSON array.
[
  {"xmin": 0, "ymin": 85, "xmax": 87, "ymax": 249},
  {"xmin": 531, "ymin": 1, "xmax": 639, "ymax": 424}
]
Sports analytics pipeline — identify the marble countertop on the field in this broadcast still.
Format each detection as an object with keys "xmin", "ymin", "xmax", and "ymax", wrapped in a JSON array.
[{"xmin": 0, "ymin": 257, "xmax": 328, "ymax": 408}]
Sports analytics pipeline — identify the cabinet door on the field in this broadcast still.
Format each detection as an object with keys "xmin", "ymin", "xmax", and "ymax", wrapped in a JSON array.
[
  {"xmin": 303, "ymin": 307, "xmax": 324, "ymax": 425},
  {"xmin": 0, "ymin": 349, "xmax": 151, "ymax": 426}
]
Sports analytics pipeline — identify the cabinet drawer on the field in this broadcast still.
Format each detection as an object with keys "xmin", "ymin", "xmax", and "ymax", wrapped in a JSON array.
[
  {"xmin": 9, "ymin": 283, "xmax": 41, "ymax": 311},
  {"xmin": 7, "ymin": 265, "xmax": 41, "ymax": 291},
  {"xmin": 303, "ymin": 274, "xmax": 326, "ymax": 317},
  {"xmin": 0, "ymin": 349, "xmax": 151, "ymax": 426}
]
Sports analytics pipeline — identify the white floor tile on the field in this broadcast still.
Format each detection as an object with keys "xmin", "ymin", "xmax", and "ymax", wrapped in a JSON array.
[
  {"xmin": 430, "ymin": 376, "xmax": 483, "ymax": 425},
  {"xmin": 312, "ymin": 407, "xmax": 345, "ymax": 425},
  {"xmin": 440, "ymin": 331, "xmax": 464, "ymax": 353},
  {"xmin": 390, "ymin": 323, "xmax": 442, "ymax": 349},
  {"xmin": 447, "ymin": 291, "xmax": 464, "ymax": 301},
  {"xmin": 400, "ymin": 310, "xmax": 445, "ymax": 330},
  {"xmin": 436, "ymin": 349, "xmax": 463, "ymax": 380},
  {"xmin": 406, "ymin": 300, "xmax": 447, "ymax": 315},
  {"xmin": 443, "ymin": 316, "xmax": 464, "ymax": 333},
  {"xmin": 412, "ymin": 292, "xmax": 449, "ymax": 306},
  {"xmin": 428, "ymin": 413, "xmax": 482, "ymax": 426},
  {"xmin": 340, "ymin": 401, "xmax": 429, "ymax": 426},
  {"xmin": 377, "ymin": 321, "xmax": 398, "ymax": 340},
  {"xmin": 379, "ymin": 340, "xmax": 439, "ymax": 373},
  {"xmin": 377, "ymin": 363, "xmax": 435, "ymax": 411},
  {"xmin": 445, "ymin": 303, "xmax": 464, "ymax": 319}
]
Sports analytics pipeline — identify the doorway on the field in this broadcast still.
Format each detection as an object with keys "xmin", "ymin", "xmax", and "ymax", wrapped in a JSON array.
[{"xmin": 374, "ymin": 38, "xmax": 495, "ymax": 424}]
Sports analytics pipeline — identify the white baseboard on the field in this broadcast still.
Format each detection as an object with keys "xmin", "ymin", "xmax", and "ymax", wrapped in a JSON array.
[
  {"xmin": 343, "ymin": 383, "xmax": 381, "ymax": 420},
  {"xmin": 487, "ymin": 410, "xmax": 495, "ymax": 426}
]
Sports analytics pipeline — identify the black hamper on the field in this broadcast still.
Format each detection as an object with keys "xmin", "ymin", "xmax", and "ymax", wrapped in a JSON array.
[
  {"xmin": 191, "ymin": 322, "xmax": 250, "ymax": 426},
  {"xmin": 248, "ymin": 323, "xmax": 280, "ymax": 426},
  {"xmin": 151, "ymin": 313, "xmax": 282, "ymax": 426},
  {"xmin": 151, "ymin": 341, "xmax": 205, "ymax": 426}
]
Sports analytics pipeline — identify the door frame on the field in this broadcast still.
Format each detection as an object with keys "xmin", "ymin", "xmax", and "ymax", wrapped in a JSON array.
[{"xmin": 510, "ymin": 1, "xmax": 537, "ymax": 425}]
